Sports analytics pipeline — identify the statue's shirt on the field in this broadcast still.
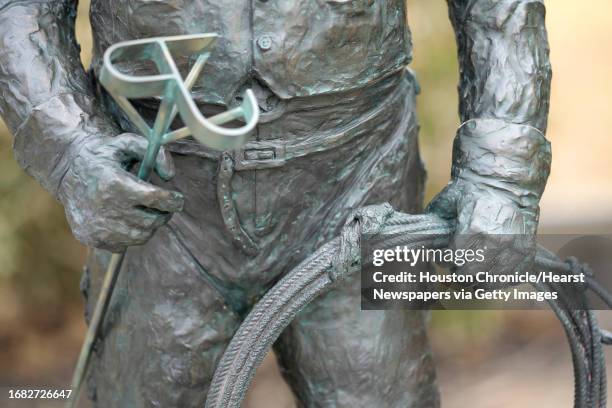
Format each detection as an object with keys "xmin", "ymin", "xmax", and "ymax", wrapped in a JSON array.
[{"xmin": 90, "ymin": 0, "xmax": 412, "ymax": 105}]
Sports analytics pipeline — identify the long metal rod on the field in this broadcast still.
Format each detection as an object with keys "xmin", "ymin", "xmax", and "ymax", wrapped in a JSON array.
[
  {"xmin": 67, "ymin": 47, "xmax": 214, "ymax": 407},
  {"xmin": 67, "ymin": 251, "xmax": 126, "ymax": 407},
  {"xmin": 67, "ymin": 78, "xmax": 175, "ymax": 408}
]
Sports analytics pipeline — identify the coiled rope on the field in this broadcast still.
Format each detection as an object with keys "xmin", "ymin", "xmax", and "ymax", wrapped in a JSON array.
[{"xmin": 205, "ymin": 204, "xmax": 610, "ymax": 408}]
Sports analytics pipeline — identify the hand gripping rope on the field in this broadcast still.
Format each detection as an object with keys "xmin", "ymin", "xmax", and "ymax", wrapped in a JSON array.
[{"xmin": 67, "ymin": 33, "xmax": 259, "ymax": 408}]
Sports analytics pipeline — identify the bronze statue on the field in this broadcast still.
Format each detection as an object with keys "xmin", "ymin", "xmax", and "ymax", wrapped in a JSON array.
[{"xmin": 0, "ymin": 0, "xmax": 552, "ymax": 406}]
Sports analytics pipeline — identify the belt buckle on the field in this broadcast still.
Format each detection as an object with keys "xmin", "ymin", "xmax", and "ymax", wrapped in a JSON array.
[{"xmin": 233, "ymin": 142, "xmax": 287, "ymax": 171}]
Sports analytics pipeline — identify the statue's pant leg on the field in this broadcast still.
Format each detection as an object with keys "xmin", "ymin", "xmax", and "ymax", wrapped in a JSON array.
[
  {"xmin": 272, "ymin": 147, "xmax": 440, "ymax": 408},
  {"xmin": 275, "ymin": 276, "xmax": 440, "ymax": 408},
  {"xmin": 81, "ymin": 228, "xmax": 242, "ymax": 408},
  {"xmin": 271, "ymin": 84, "xmax": 439, "ymax": 407}
]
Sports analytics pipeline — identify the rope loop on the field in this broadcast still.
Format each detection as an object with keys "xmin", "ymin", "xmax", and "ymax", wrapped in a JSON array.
[{"xmin": 329, "ymin": 203, "xmax": 395, "ymax": 282}]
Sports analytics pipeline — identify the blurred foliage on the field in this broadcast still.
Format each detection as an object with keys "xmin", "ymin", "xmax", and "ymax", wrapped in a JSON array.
[
  {"xmin": 408, "ymin": 0, "xmax": 459, "ymax": 200},
  {"xmin": 0, "ymin": 121, "xmax": 85, "ymax": 328}
]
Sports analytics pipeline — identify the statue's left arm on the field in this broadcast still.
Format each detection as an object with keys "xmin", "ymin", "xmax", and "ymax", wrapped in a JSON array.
[{"xmin": 427, "ymin": 0, "xmax": 553, "ymax": 273}]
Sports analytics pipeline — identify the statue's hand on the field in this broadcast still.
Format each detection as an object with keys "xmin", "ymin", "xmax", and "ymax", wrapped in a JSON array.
[
  {"xmin": 58, "ymin": 133, "xmax": 184, "ymax": 252},
  {"xmin": 426, "ymin": 119, "xmax": 551, "ymax": 281},
  {"xmin": 426, "ymin": 178, "xmax": 538, "ymax": 280}
]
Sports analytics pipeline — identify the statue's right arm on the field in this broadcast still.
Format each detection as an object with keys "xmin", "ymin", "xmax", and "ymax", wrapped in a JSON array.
[
  {"xmin": 0, "ymin": 0, "xmax": 107, "ymax": 193},
  {"xmin": 0, "ymin": 1, "xmax": 184, "ymax": 252}
]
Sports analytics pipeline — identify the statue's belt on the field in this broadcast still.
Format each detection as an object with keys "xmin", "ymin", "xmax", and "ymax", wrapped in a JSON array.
[{"xmin": 164, "ymin": 72, "xmax": 414, "ymax": 171}]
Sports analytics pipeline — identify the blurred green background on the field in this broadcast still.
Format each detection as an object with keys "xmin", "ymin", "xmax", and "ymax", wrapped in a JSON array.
[{"xmin": 0, "ymin": 1, "xmax": 610, "ymax": 407}]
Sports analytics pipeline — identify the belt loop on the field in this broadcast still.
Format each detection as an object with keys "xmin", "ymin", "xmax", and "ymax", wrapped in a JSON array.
[
  {"xmin": 216, "ymin": 152, "xmax": 260, "ymax": 256},
  {"xmin": 233, "ymin": 143, "xmax": 287, "ymax": 171}
]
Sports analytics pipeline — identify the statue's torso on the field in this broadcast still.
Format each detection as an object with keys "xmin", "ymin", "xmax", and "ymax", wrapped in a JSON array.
[
  {"xmin": 86, "ymin": 0, "xmax": 423, "ymax": 288},
  {"xmin": 90, "ymin": 0, "xmax": 412, "ymax": 105}
]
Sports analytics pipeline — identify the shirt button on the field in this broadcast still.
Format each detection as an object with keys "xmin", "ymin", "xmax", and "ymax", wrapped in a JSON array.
[{"xmin": 256, "ymin": 35, "xmax": 273, "ymax": 51}]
